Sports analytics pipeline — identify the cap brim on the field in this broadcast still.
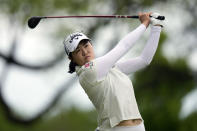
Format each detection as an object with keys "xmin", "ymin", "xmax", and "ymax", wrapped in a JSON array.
[{"xmin": 71, "ymin": 37, "xmax": 90, "ymax": 52}]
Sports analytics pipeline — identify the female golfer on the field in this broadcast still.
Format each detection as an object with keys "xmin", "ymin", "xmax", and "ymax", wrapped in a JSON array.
[{"xmin": 63, "ymin": 12, "xmax": 163, "ymax": 131}]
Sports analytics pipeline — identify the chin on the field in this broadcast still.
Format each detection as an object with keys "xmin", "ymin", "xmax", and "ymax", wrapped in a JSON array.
[
  {"xmin": 85, "ymin": 60, "xmax": 90, "ymax": 63},
  {"xmin": 86, "ymin": 58, "xmax": 92, "ymax": 62}
]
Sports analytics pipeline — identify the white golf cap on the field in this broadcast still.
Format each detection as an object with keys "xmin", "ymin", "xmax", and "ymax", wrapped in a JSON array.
[{"xmin": 63, "ymin": 32, "xmax": 90, "ymax": 55}]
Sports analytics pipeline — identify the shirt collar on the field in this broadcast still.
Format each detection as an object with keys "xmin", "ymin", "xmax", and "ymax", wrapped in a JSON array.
[{"xmin": 75, "ymin": 65, "xmax": 82, "ymax": 76}]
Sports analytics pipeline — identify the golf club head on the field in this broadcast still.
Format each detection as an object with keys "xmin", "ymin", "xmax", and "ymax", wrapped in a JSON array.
[
  {"xmin": 28, "ymin": 17, "xmax": 43, "ymax": 29},
  {"xmin": 157, "ymin": 16, "xmax": 165, "ymax": 20}
]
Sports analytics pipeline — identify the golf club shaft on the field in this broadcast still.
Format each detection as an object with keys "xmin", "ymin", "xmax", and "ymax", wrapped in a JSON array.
[
  {"xmin": 28, "ymin": 15, "xmax": 165, "ymax": 29},
  {"xmin": 41, "ymin": 15, "xmax": 139, "ymax": 19}
]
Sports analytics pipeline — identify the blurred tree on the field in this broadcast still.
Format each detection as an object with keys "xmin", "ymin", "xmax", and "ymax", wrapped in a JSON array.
[
  {"xmin": 0, "ymin": 0, "xmax": 197, "ymax": 130},
  {"xmin": 134, "ymin": 32, "xmax": 197, "ymax": 131},
  {"xmin": 0, "ymin": 0, "xmax": 93, "ymax": 127}
]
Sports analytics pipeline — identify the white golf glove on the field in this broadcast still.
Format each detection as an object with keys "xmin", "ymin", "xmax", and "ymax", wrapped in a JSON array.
[{"xmin": 150, "ymin": 13, "xmax": 164, "ymax": 27}]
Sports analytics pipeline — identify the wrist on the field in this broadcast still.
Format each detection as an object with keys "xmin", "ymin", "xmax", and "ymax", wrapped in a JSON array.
[
  {"xmin": 142, "ymin": 21, "xmax": 150, "ymax": 28},
  {"xmin": 154, "ymin": 24, "xmax": 163, "ymax": 28}
]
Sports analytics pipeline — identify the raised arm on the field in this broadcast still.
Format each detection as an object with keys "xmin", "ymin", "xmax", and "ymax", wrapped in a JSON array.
[
  {"xmin": 94, "ymin": 13, "xmax": 152, "ymax": 81},
  {"xmin": 116, "ymin": 25, "xmax": 161, "ymax": 75}
]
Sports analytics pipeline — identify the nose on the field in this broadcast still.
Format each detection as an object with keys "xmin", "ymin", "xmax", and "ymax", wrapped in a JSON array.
[{"xmin": 81, "ymin": 47, "xmax": 88, "ymax": 56}]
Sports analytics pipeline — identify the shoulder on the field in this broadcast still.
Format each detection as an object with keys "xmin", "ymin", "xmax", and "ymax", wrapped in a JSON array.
[
  {"xmin": 76, "ymin": 61, "xmax": 97, "ymax": 83},
  {"xmin": 84, "ymin": 61, "xmax": 94, "ymax": 69}
]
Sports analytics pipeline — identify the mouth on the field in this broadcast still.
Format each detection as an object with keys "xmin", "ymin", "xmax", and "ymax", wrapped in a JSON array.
[{"xmin": 85, "ymin": 56, "xmax": 91, "ymax": 60}]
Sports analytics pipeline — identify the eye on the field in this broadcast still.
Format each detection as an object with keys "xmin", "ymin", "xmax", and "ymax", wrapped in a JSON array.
[
  {"xmin": 75, "ymin": 49, "xmax": 80, "ymax": 54},
  {"xmin": 84, "ymin": 43, "xmax": 89, "ymax": 48}
]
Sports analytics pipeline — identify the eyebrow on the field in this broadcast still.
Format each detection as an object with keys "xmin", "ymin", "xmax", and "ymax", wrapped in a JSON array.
[
  {"xmin": 76, "ymin": 42, "xmax": 88, "ymax": 50},
  {"xmin": 76, "ymin": 47, "xmax": 80, "ymax": 51}
]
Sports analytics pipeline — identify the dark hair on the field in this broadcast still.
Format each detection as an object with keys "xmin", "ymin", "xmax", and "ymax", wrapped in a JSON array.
[
  {"xmin": 68, "ymin": 39, "xmax": 91, "ymax": 74},
  {"xmin": 68, "ymin": 53, "xmax": 77, "ymax": 74}
]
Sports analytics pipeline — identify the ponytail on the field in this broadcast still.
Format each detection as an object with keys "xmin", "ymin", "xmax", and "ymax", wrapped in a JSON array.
[
  {"xmin": 68, "ymin": 61, "xmax": 77, "ymax": 74},
  {"xmin": 68, "ymin": 53, "xmax": 77, "ymax": 74}
]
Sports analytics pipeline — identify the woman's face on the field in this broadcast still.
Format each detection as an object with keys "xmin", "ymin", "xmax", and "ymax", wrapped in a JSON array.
[{"xmin": 71, "ymin": 41, "xmax": 95, "ymax": 66}]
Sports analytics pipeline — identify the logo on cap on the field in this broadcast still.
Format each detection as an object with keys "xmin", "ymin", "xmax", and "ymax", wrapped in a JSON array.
[{"xmin": 69, "ymin": 33, "xmax": 83, "ymax": 43}]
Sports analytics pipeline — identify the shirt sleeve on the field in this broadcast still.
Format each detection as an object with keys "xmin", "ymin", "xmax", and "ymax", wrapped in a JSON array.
[
  {"xmin": 115, "ymin": 26, "xmax": 162, "ymax": 75},
  {"xmin": 94, "ymin": 24, "xmax": 147, "ymax": 81}
]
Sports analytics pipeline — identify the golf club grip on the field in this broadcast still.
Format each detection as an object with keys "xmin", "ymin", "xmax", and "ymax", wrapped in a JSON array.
[{"xmin": 127, "ymin": 15, "xmax": 165, "ymax": 20}]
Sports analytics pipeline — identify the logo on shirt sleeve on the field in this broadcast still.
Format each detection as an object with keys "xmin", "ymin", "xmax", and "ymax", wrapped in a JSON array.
[{"xmin": 84, "ymin": 61, "xmax": 93, "ymax": 69}]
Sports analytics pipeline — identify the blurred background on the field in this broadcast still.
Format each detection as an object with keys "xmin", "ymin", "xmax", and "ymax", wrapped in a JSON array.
[{"xmin": 0, "ymin": 0, "xmax": 197, "ymax": 130}]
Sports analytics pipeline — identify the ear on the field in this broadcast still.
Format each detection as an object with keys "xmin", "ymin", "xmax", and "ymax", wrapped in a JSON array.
[
  {"xmin": 69, "ymin": 53, "xmax": 76, "ymax": 63},
  {"xmin": 68, "ymin": 53, "xmax": 73, "ymax": 61},
  {"xmin": 68, "ymin": 56, "xmax": 72, "ymax": 60}
]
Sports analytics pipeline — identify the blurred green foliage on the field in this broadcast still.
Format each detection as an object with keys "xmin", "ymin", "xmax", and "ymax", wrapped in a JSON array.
[
  {"xmin": 133, "ymin": 32, "xmax": 196, "ymax": 131},
  {"xmin": 32, "ymin": 108, "xmax": 97, "ymax": 131},
  {"xmin": 0, "ymin": 0, "xmax": 197, "ymax": 131},
  {"xmin": 0, "ymin": 107, "xmax": 97, "ymax": 131}
]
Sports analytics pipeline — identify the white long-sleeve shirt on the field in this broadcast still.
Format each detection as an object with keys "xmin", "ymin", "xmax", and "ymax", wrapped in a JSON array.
[{"xmin": 76, "ymin": 24, "xmax": 161, "ymax": 131}]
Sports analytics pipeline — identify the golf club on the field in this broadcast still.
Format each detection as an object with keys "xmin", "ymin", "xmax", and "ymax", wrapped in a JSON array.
[{"xmin": 28, "ymin": 15, "xmax": 165, "ymax": 29}]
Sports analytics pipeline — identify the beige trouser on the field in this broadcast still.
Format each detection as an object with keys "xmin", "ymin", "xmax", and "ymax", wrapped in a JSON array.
[
  {"xmin": 95, "ymin": 121, "xmax": 145, "ymax": 131},
  {"xmin": 112, "ymin": 122, "xmax": 146, "ymax": 131}
]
